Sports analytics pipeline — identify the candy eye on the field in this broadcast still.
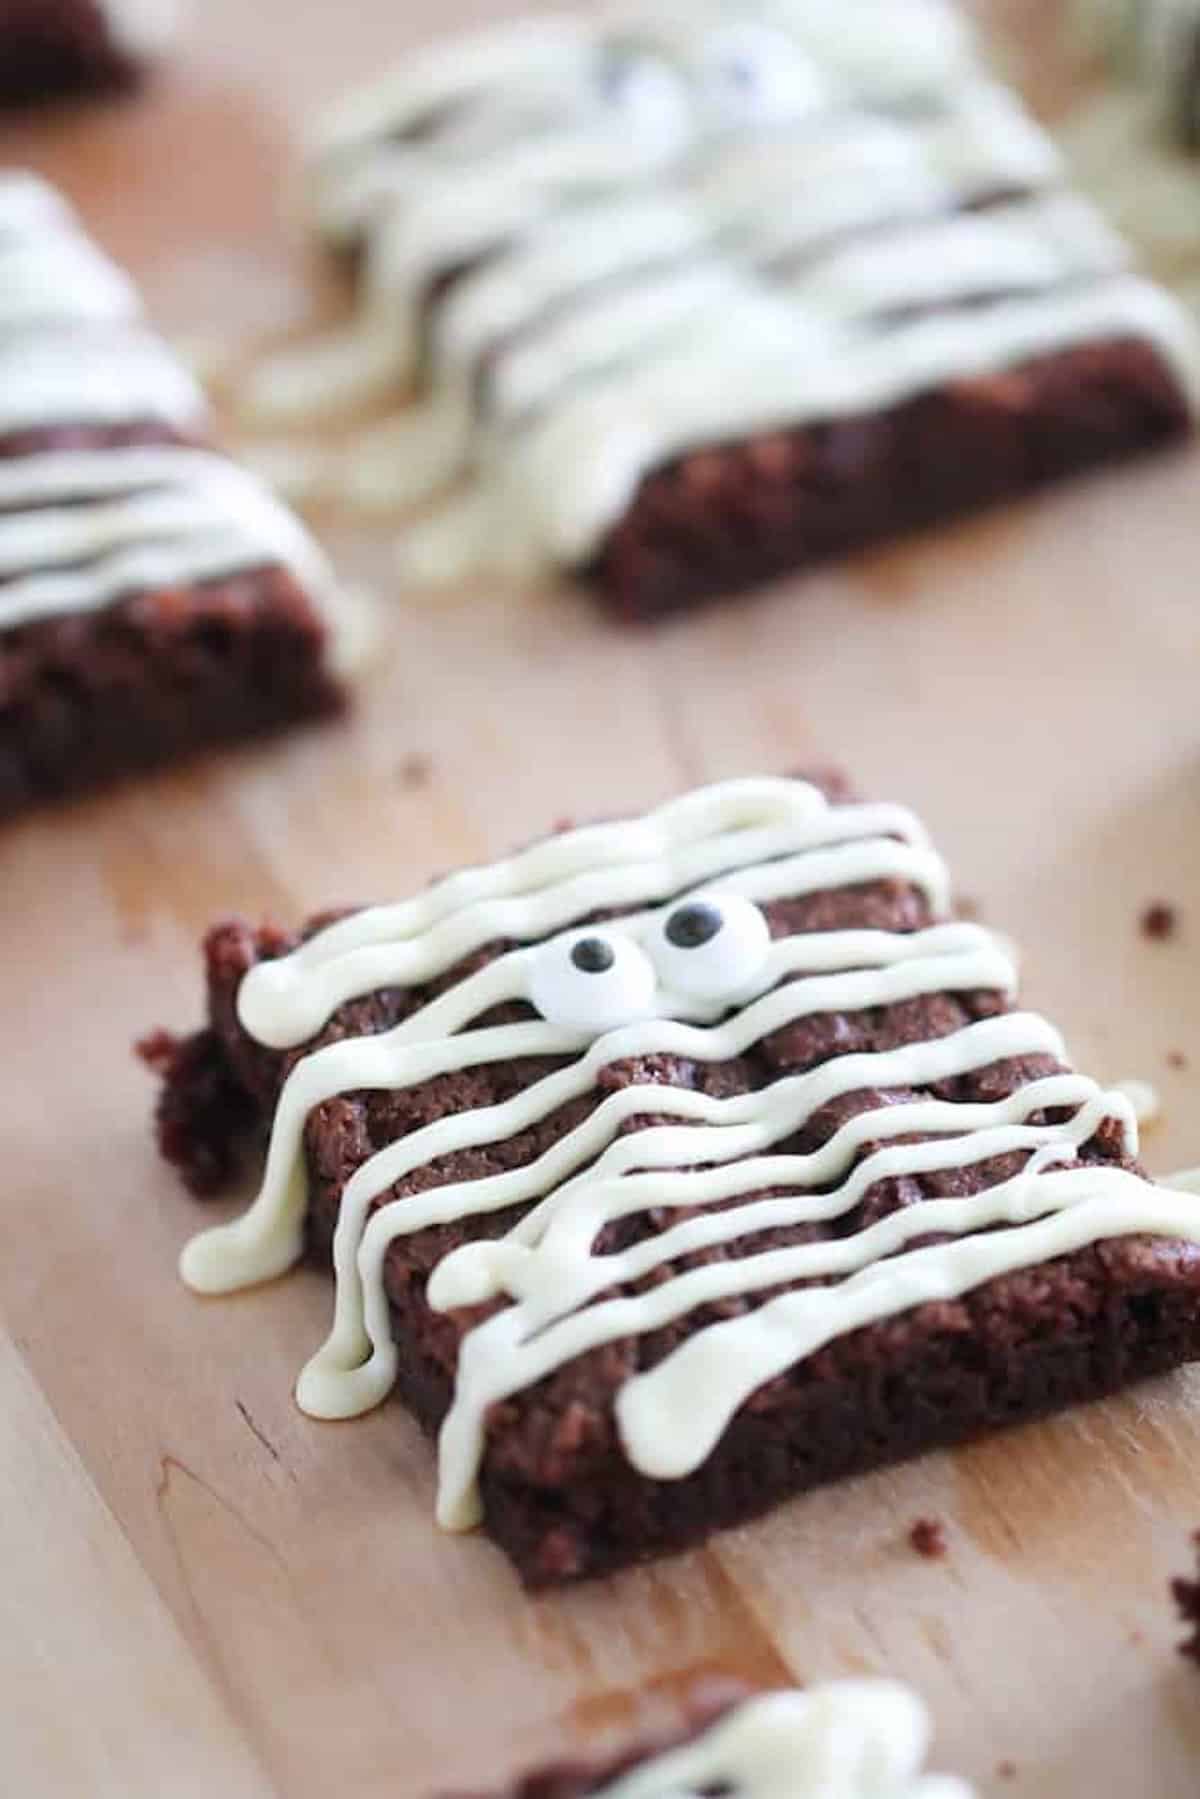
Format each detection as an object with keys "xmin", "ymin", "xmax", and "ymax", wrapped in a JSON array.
[
  {"xmin": 528, "ymin": 928, "xmax": 657, "ymax": 1037},
  {"xmin": 698, "ymin": 25, "xmax": 827, "ymax": 128},
  {"xmin": 598, "ymin": 49, "xmax": 693, "ymax": 158},
  {"xmin": 649, "ymin": 894, "xmax": 771, "ymax": 1000}
]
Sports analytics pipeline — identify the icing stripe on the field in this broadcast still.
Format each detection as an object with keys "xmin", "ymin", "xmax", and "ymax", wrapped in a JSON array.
[
  {"xmin": 0, "ymin": 227, "xmax": 138, "ymax": 331},
  {"xmin": 0, "ymin": 333, "xmax": 203, "ymax": 436},
  {"xmin": 179, "ymin": 777, "xmax": 1200, "ymax": 1536},
  {"xmin": 0, "ymin": 447, "xmax": 339, "ymax": 630}
]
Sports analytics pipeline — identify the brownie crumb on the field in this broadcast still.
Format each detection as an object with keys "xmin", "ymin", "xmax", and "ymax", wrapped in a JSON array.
[
  {"xmin": 1141, "ymin": 902, "xmax": 1179, "ymax": 942},
  {"xmin": 397, "ymin": 751, "xmax": 434, "ymax": 790},
  {"xmin": 1168, "ymin": 1050, "xmax": 1188, "ymax": 1071},
  {"xmin": 136, "ymin": 1028, "xmax": 259, "ymax": 1197},
  {"xmin": 1171, "ymin": 1533, "xmax": 1200, "ymax": 1665},
  {"xmin": 909, "ymin": 1517, "xmax": 948, "ymax": 1559}
]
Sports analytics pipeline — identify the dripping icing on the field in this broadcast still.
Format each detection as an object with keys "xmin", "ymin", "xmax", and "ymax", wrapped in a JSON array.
[{"xmin": 579, "ymin": 1682, "xmax": 972, "ymax": 1799}]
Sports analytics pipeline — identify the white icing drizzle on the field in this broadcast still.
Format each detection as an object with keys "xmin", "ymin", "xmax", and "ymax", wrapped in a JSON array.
[
  {"xmin": 246, "ymin": 2, "xmax": 1199, "ymax": 577},
  {"xmin": 0, "ymin": 173, "xmax": 204, "ymax": 435},
  {"xmin": 0, "ymin": 447, "xmax": 340, "ymax": 632},
  {"xmin": 0, "ymin": 334, "xmax": 203, "ymax": 436},
  {"xmin": 97, "ymin": 0, "xmax": 182, "ymax": 59},
  {"xmin": 0, "ymin": 174, "xmax": 356, "ymax": 664},
  {"xmin": 0, "ymin": 213, "xmax": 137, "ymax": 333},
  {"xmin": 181, "ymin": 777, "xmax": 1200, "ymax": 1534},
  {"xmin": 592, "ymin": 1682, "xmax": 973, "ymax": 1799}
]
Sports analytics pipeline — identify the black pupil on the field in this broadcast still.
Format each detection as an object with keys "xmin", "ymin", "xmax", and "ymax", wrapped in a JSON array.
[
  {"xmin": 665, "ymin": 902, "xmax": 723, "ymax": 950},
  {"xmin": 571, "ymin": 936, "xmax": 616, "ymax": 975}
]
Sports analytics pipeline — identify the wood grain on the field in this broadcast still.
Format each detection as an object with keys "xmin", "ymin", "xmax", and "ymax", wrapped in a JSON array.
[{"xmin": 3, "ymin": 3, "xmax": 1200, "ymax": 1793}]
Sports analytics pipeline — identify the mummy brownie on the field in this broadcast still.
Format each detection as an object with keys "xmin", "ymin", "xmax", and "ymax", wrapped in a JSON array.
[
  {"xmin": 249, "ymin": 0, "xmax": 1199, "ymax": 618},
  {"xmin": 147, "ymin": 773, "xmax": 1200, "ymax": 1585},
  {"xmin": 439, "ymin": 1679, "xmax": 972, "ymax": 1799},
  {"xmin": 0, "ymin": 174, "xmax": 352, "ymax": 816},
  {"xmin": 0, "ymin": 0, "xmax": 178, "ymax": 106}
]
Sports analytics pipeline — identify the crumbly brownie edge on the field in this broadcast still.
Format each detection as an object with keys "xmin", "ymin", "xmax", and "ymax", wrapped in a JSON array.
[
  {"xmin": 149, "ymin": 889, "xmax": 1200, "ymax": 1588},
  {"xmin": 0, "ymin": 566, "xmax": 344, "ymax": 818},
  {"xmin": 588, "ymin": 336, "xmax": 1191, "ymax": 621},
  {"xmin": 1, "ymin": 422, "xmax": 344, "ymax": 817}
]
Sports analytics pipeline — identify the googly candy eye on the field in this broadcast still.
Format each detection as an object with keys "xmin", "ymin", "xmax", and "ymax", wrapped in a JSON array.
[
  {"xmin": 597, "ymin": 47, "xmax": 694, "ymax": 159},
  {"xmin": 697, "ymin": 24, "xmax": 828, "ymax": 129},
  {"xmin": 528, "ymin": 927, "xmax": 658, "ymax": 1037},
  {"xmin": 649, "ymin": 893, "xmax": 771, "ymax": 1000}
]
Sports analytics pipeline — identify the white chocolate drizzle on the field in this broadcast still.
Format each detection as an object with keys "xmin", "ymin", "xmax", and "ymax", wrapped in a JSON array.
[
  {"xmin": 0, "ymin": 174, "xmax": 355, "ymax": 663},
  {"xmin": 180, "ymin": 777, "xmax": 1200, "ymax": 1534},
  {"xmin": 592, "ymin": 1682, "xmax": 972, "ymax": 1799},
  {"xmin": 245, "ymin": 2, "xmax": 1199, "ymax": 579},
  {"xmin": 97, "ymin": 0, "xmax": 182, "ymax": 60}
]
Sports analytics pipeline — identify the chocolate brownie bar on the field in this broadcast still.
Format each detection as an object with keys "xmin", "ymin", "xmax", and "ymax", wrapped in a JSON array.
[
  {"xmin": 248, "ymin": 1, "xmax": 1198, "ymax": 619},
  {"xmin": 436, "ymin": 1679, "xmax": 972, "ymax": 1798},
  {"xmin": 147, "ymin": 774, "xmax": 1200, "ymax": 1586},
  {"xmin": 0, "ymin": 174, "xmax": 351, "ymax": 816},
  {"xmin": 0, "ymin": 0, "xmax": 177, "ymax": 106}
]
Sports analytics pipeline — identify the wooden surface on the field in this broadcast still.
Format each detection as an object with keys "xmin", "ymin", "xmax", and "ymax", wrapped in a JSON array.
[{"xmin": 4, "ymin": 4, "xmax": 1200, "ymax": 1794}]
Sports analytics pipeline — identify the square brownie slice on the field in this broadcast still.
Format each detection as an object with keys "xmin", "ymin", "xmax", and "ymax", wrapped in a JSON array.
[
  {"xmin": 146, "ymin": 774, "xmax": 1200, "ymax": 1586},
  {"xmin": 251, "ymin": 2, "xmax": 1199, "ymax": 617},
  {"xmin": 0, "ymin": 174, "xmax": 351, "ymax": 816},
  {"xmin": 0, "ymin": 0, "xmax": 177, "ymax": 106},
  {"xmin": 436, "ymin": 1679, "xmax": 971, "ymax": 1798}
]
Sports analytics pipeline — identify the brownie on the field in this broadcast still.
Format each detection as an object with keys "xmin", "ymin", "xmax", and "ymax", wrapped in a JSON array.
[
  {"xmin": 0, "ymin": 0, "xmax": 173, "ymax": 105},
  {"xmin": 270, "ymin": 5, "xmax": 1199, "ymax": 616},
  {"xmin": 433, "ymin": 1678, "xmax": 968, "ymax": 1798},
  {"xmin": 146, "ymin": 774, "xmax": 1200, "ymax": 1586},
  {"xmin": 0, "ymin": 175, "xmax": 348, "ymax": 816}
]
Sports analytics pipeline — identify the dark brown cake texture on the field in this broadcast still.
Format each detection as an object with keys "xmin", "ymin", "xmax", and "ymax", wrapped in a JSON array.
[
  {"xmin": 146, "ymin": 774, "xmax": 1200, "ymax": 1587},
  {"xmin": 282, "ymin": 5, "xmax": 1200, "ymax": 619},
  {"xmin": 0, "ymin": 0, "xmax": 171, "ymax": 105},
  {"xmin": 0, "ymin": 175, "xmax": 347, "ymax": 817}
]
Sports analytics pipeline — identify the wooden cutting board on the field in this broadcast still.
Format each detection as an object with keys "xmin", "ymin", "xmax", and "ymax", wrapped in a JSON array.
[{"xmin": 4, "ymin": 3, "xmax": 1200, "ymax": 1793}]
